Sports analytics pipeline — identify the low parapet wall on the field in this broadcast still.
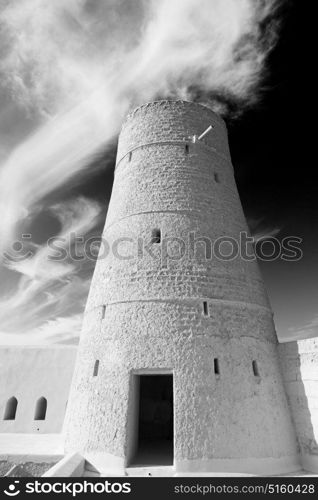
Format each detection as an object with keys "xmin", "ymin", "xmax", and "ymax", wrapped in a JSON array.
[
  {"xmin": 279, "ymin": 338, "xmax": 318, "ymax": 473},
  {"xmin": 0, "ymin": 346, "xmax": 77, "ymax": 433}
]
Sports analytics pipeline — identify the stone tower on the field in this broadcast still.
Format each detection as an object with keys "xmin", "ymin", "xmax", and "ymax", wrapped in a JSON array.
[{"xmin": 64, "ymin": 100, "xmax": 299, "ymax": 475}]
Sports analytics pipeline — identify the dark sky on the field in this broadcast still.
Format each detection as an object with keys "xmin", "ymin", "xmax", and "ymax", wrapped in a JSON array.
[{"xmin": 229, "ymin": 0, "xmax": 317, "ymax": 339}]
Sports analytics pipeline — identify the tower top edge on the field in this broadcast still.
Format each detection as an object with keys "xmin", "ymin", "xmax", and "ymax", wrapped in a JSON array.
[{"xmin": 121, "ymin": 100, "xmax": 226, "ymax": 130}]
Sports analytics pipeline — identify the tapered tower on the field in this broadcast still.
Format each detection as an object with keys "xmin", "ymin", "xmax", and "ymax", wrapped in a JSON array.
[{"xmin": 64, "ymin": 100, "xmax": 299, "ymax": 475}]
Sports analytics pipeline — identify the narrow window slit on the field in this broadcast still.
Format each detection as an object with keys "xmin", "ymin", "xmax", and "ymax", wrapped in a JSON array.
[
  {"xmin": 214, "ymin": 173, "xmax": 220, "ymax": 183},
  {"xmin": 93, "ymin": 360, "xmax": 100, "ymax": 377},
  {"xmin": 151, "ymin": 229, "xmax": 161, "ymax": 244},
  {"xmin": 214, "ymin": 358, "xmax": 220, "ymax": 375},
  {"xmin": 203, "ymin": 301, "xmax": 209, "ymax": 316},
  {"xmin": 252, "ymin": 360, "xmax": 260, "ymax": 377},
  {"xmin": 102, "ymin": 305, "xmax": 106, "ymax": 319},
  {"xmin": 128, "ymin": 152, "xmax": 132, "ymax": 162},
  {"xmin": 185, "ymin": 144, "xmax": 189, "ymax": 154}
]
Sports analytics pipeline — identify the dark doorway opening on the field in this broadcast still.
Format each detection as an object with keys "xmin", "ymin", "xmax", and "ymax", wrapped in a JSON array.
[{"xmin": 132, "ymin": 374, "xmax": 173, "ymax": 466}]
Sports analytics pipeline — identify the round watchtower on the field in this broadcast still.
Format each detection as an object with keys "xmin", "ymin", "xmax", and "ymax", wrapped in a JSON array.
[{"xmin": 64, "ymin": 100, "xmax": 299, "ymax": 475}]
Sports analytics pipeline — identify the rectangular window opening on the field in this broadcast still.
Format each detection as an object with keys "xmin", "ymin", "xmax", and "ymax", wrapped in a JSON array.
[
  {"xmin": 151, "ymin": 229, "xmax": 161, "ymax": 244},
  {"xmin": 128, "ymin": 151, "xmax": 132, "ymax": 162},
  {"xmin": 252, "ymin": 360, "xmax": 260, "ymax": 377},
  {"xmin": 203, "ymin": 301, "xmax": 209, "ymax": 316},
  {"xmin": 214, "ymin": 358, "xmax": 220, "ymax": 375},
  {"xmin": 214, "ymin": 172, "xmax": 220, "ymax": 183},
  {"xmin": 185, "ymin": 144, "xmax": 189, "ymax": 154}
]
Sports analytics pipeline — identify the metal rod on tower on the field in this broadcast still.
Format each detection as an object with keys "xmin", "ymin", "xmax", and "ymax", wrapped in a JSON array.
[{"xmin": 197, "ymin": 125, "xmax": 213, "ymax": 141}]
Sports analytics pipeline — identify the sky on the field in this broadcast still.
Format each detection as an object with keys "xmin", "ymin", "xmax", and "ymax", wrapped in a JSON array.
[{"xmin": 0, "ymin": 0, "xmax": 316, "ymax": 345}]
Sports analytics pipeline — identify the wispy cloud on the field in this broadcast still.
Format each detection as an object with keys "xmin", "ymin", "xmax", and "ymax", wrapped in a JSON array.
[
  {"xmin": 0, "ymin": 0, "xmax": 284, "ymax": 343},
  {"xmin": 0, "ymin": 197, "xmax": 102, "ymax": 344},
  {"xmin": 248, "ymin": 217, "xmax": 281, "ymax": 242},
  {"xmin": 0, "ymin": 313, "xmax": 82, "ymax": 345},
  {"xmin": 0, "ymin": 0, "xmax": 283, "ymax": 252},
  {"xmin": 284, "ymin": 316, "xmax": 318, "ymax": 343}
]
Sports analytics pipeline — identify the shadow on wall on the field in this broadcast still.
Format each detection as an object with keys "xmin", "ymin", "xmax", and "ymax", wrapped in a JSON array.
[{"xmin": 279, "ymin": 338, "xmax": 318, "ymax": 473}]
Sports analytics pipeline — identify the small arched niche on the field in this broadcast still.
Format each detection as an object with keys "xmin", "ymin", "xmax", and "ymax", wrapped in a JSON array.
[
  {"xmin": 3, "ymin": 397, "xmax": 18, "ymax": 420},
  {"xmin": 34, "ymin": 397, "xmax": 47, "ymax": 420}
]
